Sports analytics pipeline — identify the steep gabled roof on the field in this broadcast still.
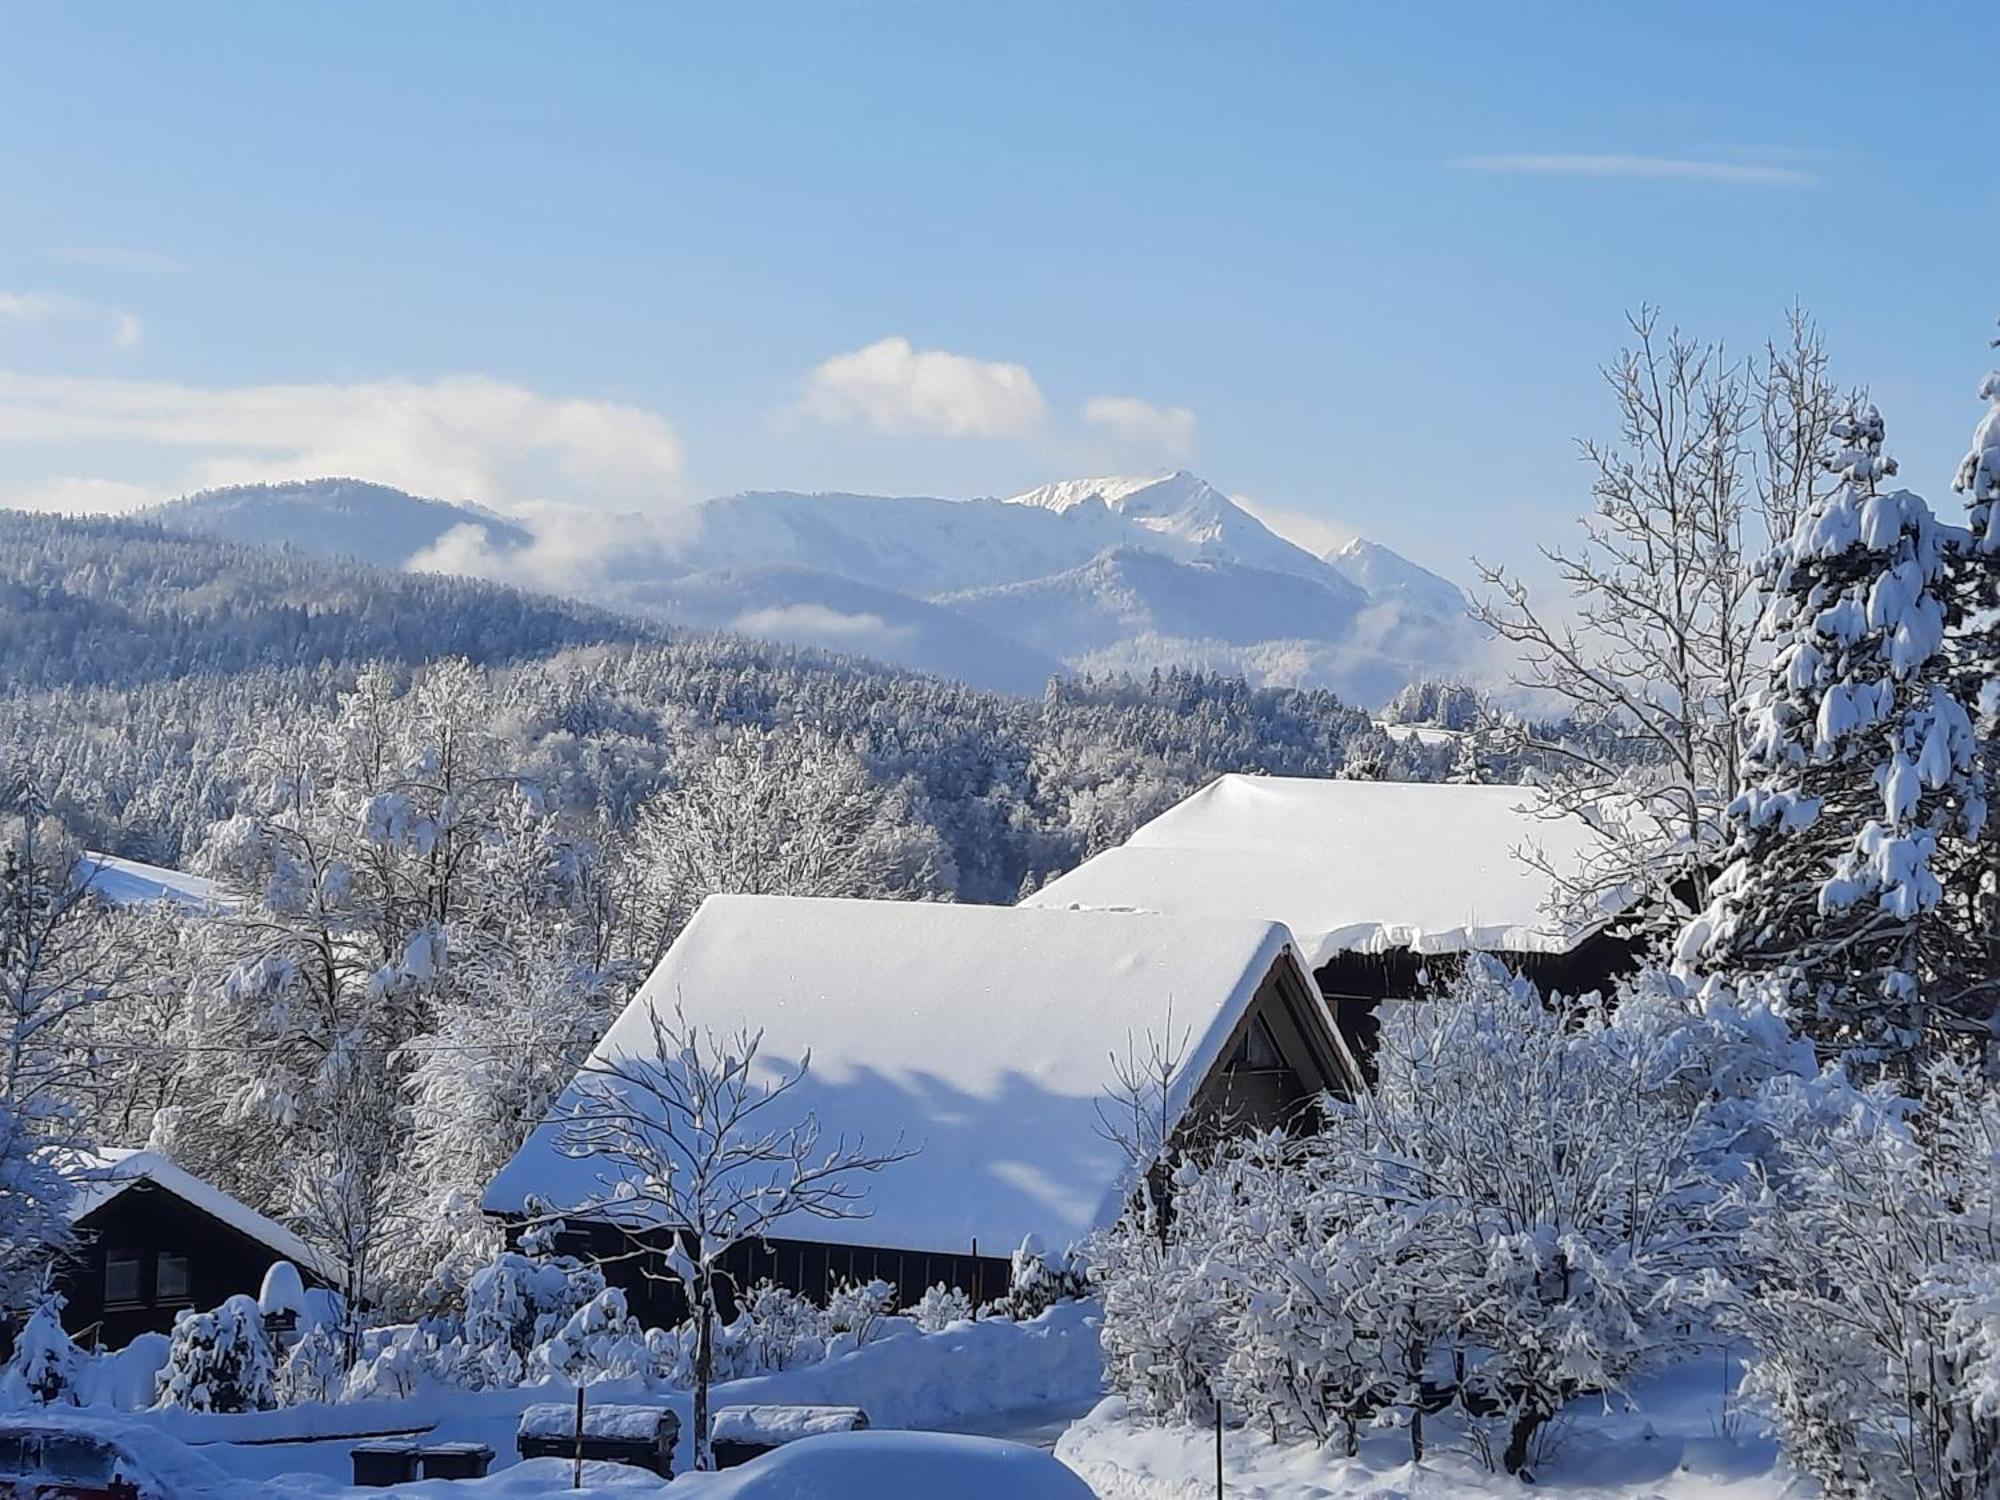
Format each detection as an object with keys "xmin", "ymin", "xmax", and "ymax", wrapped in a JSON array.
[
  {"xmin": 484, "ymin": 894, "xmax": 1337, "ymax": 1256},
  {"xmin": 66, "ymin": 1149, "xmax": 340, "ymax": 1285},
  {"xmin": 1025, "ymin": 774, "xmax": 1629, "ymax": 967}
]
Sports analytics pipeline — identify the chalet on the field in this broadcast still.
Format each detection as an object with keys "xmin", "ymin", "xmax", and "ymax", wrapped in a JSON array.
[
  {"xmin": 1023, "ymin": 775, "xmax": 1646, "ymax": 1066},
  {"xmin": 59, "ymin": 1150, "xmax": 339, "ymax": 1349},
  {"xmin": 483, "ymin": 894, "xmax": 1360, "ymax": 1322}
]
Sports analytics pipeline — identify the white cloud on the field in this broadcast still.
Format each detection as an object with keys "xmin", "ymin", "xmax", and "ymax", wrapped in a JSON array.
[
  {"xmin": 1450, "ymin": 153, "xmax": 1814, "ymax": 186},
  {"xmin": 1081, "ymin": 395, "xmax": 1196, "ymax": 462},
  {"xmin": 798, "ymin": 336, "xmax": 1045, "ymax": 439},
  {"xmin": 0, "ymin": 291, "xmax": 142, "ymax": 349},
  {"xmin": 3, "ymin": 475, "xmax": 158, "ymax": 515},
  {"xmin": 0, "ymin": 370, "xmax": 687, "ymax": 512},
  {"xmin": 1232, "ymin": 493, "xmax": 1359, "ymax": 558},
  {"xmin": 51, "ymin": 246, "xmax": 190, "ymax": 274}
]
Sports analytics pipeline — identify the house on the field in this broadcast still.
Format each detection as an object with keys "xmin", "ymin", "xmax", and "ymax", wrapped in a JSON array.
[
  {"xmin": 59, "ymin": 1150, "xmax": 339, "ymax": 1349},
  {"xmin": 1023, "ymin": 775, "xmax": 1646, "ymax": 1065},
  {"xmin": 483, "ymin": 894, "xmax": 1360, "ymax": 1321}
]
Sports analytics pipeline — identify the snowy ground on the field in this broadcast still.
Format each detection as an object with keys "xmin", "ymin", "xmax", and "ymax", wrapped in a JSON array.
[
  {"xmin": 1055, "ymin": 1356, "xmax": 1804, "ymax": 1500},
  {"xmin": 133, "ymin": 1302, "xmax": 1104, "ymax": 1494}
]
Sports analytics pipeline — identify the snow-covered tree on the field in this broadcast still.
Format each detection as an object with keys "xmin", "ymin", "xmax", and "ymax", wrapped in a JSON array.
[
  {"xmin": 1473, "ymin": 309, "xmax": 1845, "ymax": 936},
  {"xmin": 154, "ymin": 1295, "xmax": 277, "ymax": 1413},
  {"xmin": 531, "ymin": 1285, "xmax": 652, "ymax": 1385},
  {"xmin": 0, "ymin": 786, "xmax": 116, "ymax": 1319},
  {"xmin": 276, "ymin": 1323, "xmax": 346, "ymax": 1406},
  {"xmin": 1947, "ymin": 330, "xmax": 2000, "ymax": 1003},
  {"xmin": 460, "ymin": 1218, "xmax": 605, "ymax": 1389},
  {"xmin": 552, "ymin": 1004, "xmax": 916, "ymax": 1469},
  {"xmin": 1730, "ymin": 1058, "xmax": 2000, "ymax": 1499},
  {"xmin": 7, "ymin": 1293, "xmax": 81, "ymax": 1405},
  {"xmin": 631, "ymin": 728, "xmax": 951, "ymax": 954},
  {"xmin": 1689, "ymin": 403, "xmax": 1988, "ymax": 1076},
  {"xmin": 1095, "ymin": 961, "xmax": 1770, "ymax": 1477}
]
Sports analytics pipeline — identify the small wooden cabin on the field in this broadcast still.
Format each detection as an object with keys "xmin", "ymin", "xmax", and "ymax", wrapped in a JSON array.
[
  {"xmin": 483, "ymin": 894, "xmax": 1360, "ymax": 1324},
  {"xmin": 59, "ymin": 1151, "xmax": 339, "ymax": 1350},
  {"xmin": 1025, "ymin": 775, "xmax": 1647, "ymax": 1072}
]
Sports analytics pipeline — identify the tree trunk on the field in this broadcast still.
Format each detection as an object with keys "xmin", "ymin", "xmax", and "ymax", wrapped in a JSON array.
[
  {"xmin": 693, "ymin": 1270, "xmax": 715, "ymax": 1472},
  {"xmin": 1503, "ymin": 1400, "xmax": 1548, "ymax": 1480}
]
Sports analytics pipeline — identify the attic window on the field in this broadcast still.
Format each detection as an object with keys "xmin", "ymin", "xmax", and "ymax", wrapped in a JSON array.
[{"xmin": 1231, "ymin": 1014, "xmax": 1285, "ymax": 1072}]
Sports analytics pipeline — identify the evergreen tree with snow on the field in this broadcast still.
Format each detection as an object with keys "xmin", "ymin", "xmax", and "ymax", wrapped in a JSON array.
[
  {"xmin": 1948, "ymin": 329, "xmax": 2000, "ymax": 994},
  {"xmin": 7, "ymin": 1293, "xmax": 80, "ymax": 1405},
  {"xmin": 1691, "ymin": 404, "xmax": 1988, "ymax": 1076},
  {"xmin": 154, "ymin": 1295, "xmax": 277, "ymax": 1413}
]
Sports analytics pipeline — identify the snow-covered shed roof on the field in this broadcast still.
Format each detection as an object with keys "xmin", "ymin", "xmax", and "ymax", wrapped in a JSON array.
[
  {"xmin": 1024, "ymin": 775, "xmax": 1627, "ymax": 967},
  {"xmin": 80, "ymin": 853, "xmax": 225, "ymax": 911},
  {"xmin": 485, "ymin": 894, "xmax": 1327, "ymax": 1256},
  {"xmin": 65, "ymin": 1149, "xmax": 340, "ymax": 1285}
]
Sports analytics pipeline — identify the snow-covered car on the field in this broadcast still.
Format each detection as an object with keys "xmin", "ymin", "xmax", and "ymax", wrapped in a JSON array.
[
  {"xmin": 0, "ymin": 1413, "xmax": 240, "ymax": 1500},
  {"xmin": 675, "ymin": 1430, "xmax": 1096, "ymax": 1499}
]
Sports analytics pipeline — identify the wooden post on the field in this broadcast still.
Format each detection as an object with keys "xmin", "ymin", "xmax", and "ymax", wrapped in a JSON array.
[
  {"xmin": 1213, "ymin": 1387, "xmax": 1223, "ymax": 1499},
  {"xmin": 572, "ymin": 1387, "xmax": 585, "ymax": 1490},
  {"xmin": 971, "ymin": 1237, "xmax": 980, "ymax": 1316}
]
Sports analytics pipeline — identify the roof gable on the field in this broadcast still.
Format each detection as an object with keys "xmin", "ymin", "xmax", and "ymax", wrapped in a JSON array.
[
  {"xmin": 67, "ymin": 1150, "xmax": 339, "ymax": 1285},
  {"xmin": 1026, "ymin": 775, "xmax": 1629, "ymax": 966},
  {"xmin": 485, "ymin": 895, "xmax": 1325, "ymax": 1255}
]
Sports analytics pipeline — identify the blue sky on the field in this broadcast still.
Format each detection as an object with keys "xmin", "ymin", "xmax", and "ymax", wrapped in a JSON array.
[{"xmin": 2, "ymin": 2, "xmax": 1996, "ymax": 581}]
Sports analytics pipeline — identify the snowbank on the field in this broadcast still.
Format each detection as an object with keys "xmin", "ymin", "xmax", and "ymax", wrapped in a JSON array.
[{"xmin": 673, "ymin": 1430, "xmax": 1093, "ymax": 1499}]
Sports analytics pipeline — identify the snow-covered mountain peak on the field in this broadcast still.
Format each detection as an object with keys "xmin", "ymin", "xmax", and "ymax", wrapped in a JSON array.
[
  {"xmin": 1005, "ymin": 470, "xmax": 1329, "ymax": 580},
  {"xmin": 1324, "ymin": 536, "xmax": 1469, "ymax": 620},
  {"xmin": 1003, "ymin": 471, "xmax": 1190, "ymax": 514}
]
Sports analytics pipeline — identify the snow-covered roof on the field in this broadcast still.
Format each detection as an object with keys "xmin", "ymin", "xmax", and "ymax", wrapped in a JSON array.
[
  {"xmin": 1024, "ymin": 774, "xmax": 1627, "ymax": 966},
  {"xmin": 485, "ymin": 894, "xmax": 1321, "ymax": 1255},
  {"xmin": 65, "ymin": 1149, "xmax": 341, "ymax": 1286},
  {"xmin": 80, "ymin": 853, "xmax": 225, "ymax": 911}
]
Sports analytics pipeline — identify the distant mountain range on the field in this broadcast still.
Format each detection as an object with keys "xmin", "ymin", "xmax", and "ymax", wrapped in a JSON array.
[{"xmin": 145, "ymin": 472, "xmax": 1485, "ymax": 704}]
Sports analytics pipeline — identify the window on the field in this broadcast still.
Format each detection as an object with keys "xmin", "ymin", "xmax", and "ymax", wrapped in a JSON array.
[
  {"xmin": 103, "ymin": 1251, "xmax": 142, "ymax": 1306},
  {"xmin": 155, "ymin": 1252, "xmax": 191, "ymax": 1304},
  {"xmin": 1230, "ymin": 1014, "xmax": 1286, "ymax": 1071}
]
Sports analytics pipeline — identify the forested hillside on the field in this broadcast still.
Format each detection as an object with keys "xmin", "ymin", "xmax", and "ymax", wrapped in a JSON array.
[{"xmin": 0, "ymin": 509, "xmax": 650, "ymax": 693}]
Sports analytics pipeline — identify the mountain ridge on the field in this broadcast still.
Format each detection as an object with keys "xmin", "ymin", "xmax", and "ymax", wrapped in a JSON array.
[{"xmin": 141, "ymin": 473, "xmax": 1481, "ymax": 704}]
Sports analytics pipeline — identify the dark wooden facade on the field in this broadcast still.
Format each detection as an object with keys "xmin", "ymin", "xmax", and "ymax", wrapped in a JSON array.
[
  {"xmin": 60, "ymin": 1180, "xmax": 332, "ymax": 1350},
  {"xmin": 1316, "ymin": 925, "xmax": 1648, "ymax": 1079},
  {"xmin": 510, "ymin": 951, "xmax": 1357, "ymax": 1323}
]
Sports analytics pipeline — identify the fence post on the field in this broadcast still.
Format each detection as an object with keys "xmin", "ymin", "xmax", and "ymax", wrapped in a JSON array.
[
  {"xmin": 573, "ymin": 1386, "xmax": 585, "ymax": 1490},
  {"xmin": 1213, "ymin": 1385, "xmax": 1223, "ymax": 1499}
]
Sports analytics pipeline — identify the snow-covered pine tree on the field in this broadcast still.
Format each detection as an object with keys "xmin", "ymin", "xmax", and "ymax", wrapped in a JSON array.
[
  {"xmin": 1948, "ymin": 330, "xmax": 2000, "ymax": 998},
  {"xmin": 1691, "ymin": 403, "xmax": 1988, "ymax": 1076},
  {"xmin": 154, "ymin": 1295, "xmax": 277, "ymax": 1413},
  {"xmin": 7, "ymin": 1293, "xmax": 80, "ymax": 1405}
]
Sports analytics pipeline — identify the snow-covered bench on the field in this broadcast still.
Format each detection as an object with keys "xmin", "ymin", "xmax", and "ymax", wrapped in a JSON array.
[
  {"xmin": 710, "ymin": 1404, "xmax": 870, "ymax": 1469},
  {"xmin": 517, "ymin": 1403, "xmax": 680, "ymax": 1478}
]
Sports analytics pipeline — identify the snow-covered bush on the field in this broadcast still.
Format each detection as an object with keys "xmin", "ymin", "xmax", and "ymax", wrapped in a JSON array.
[
  {"xmin": 911, "ymin": 1283, "xmax": 974, "ymax": 1333},
  {"xmin": 7, "ymin": 1295, "xmax": 81, "ymax": 1405},
  {"xmin": 459, "ymin": 1234, "xmax": 605, "ymax": 1388},
  {"xmin": 1728, "ymin": 1058, "xmax": 2000, "ymax": 1499},
  {"xmin": 341, "ymin": 1324, "xmax": 438, "ymax": 1403},
  {"xmin": 530, "ymin": 1286, "xmax": 652, "ymax": 1384},
  {"xmin": 824, "ymin": 1277, "xmax": 898, "ymax": 1348},
  {"xmin": 276, "ymin": 1322, "xmax": 346, "ymax": 1406},
  {"xmin": 1095, "ymin": 961, "xmax": 1764, "ymax": 1477},
  {"xmin": 153, "ymin": 1295, "xmax": 276, "ymax": 1413},
  {"xmin": 741, "ymin": 1281, "xmax": 827, "ymax": 1370},
  {"xmin": 992, "ymin": 1236, "xmax": 1089, "ymax": 1322}
]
